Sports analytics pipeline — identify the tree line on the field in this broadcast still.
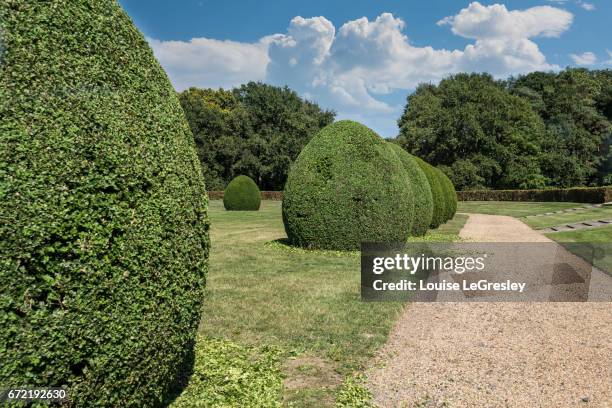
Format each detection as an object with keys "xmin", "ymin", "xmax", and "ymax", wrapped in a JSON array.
[
  {"xmin": 178, "ymin": 82, "xmax": 335, "ymax": 191},
  {"xmin": 180, "ymin": 69, "xmax": 611, "ymax": 192},
  {"xmin": 396, "ymin": 69, "xmax": 612, "ymax": 190}
]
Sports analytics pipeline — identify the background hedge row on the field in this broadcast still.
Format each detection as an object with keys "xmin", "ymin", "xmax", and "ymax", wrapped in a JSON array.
[
  {"xmin": 457, "ymin": 186, "xmax": 612, "ymax": 203},
  {"xmin": 208, "ymin": 191, "xmax": 283, "ymax": 200}
]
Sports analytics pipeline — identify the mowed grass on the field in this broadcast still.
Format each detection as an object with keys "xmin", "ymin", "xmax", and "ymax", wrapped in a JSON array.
[
  {"xmin": 458, "ymin": 200, "xmax": 612, "ymax": 275},
  {"xmin": 546, "ymin": 225, "xmax": 612, "ymax": 274},
  {"xmin": 457, "ymin": 201, "xmax": 582, "ymax": 217},
  {"xmin": 199, "ymin": 200, "xmax": 466, "ymax": 406},
  {"xmin": 523, "ymin": 206, "xmax": 612, "ymax": 229}
]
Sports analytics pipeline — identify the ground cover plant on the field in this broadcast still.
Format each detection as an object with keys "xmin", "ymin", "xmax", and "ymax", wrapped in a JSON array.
[
  {"xmin": 169, "ymin": 336, "xmax": 283, "ymax": 407},
  {"xmin": 224, "ymin": 175, "xmax": 262, "ymax": 211},
  {"xmin": 199, "ymin": 200, "xmax": 466, "ymax": 406},
  {"xmin": 282, "ymin": 120, "xmax": 415, "ymax": 250},
  {"xmin": 0, "ymin": 1, "xmax": 209, "ymax": 406}
]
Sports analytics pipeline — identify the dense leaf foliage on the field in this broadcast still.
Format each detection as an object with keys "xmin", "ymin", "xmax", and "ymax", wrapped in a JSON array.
[
  {"xmin": 509, "ymin": 69, "xmax": 612, "ymax": 187},
  {"xmin": 0, "ymin": 1, "xmax": 209, "ymax": 406},
  {"xmin": 283, "ymin": 121, "xmax": 414, "ymax": 250},
  {"xmin": 397, "ymin": 73, "xmax": 546, "ymax": 191},
  {"xmin": 398, "ymin": 70, "xmax": 612, "ymax": 190},
  {"xmin": 436, "ymin": 167, "xmax": 458, "ymax": 221},
  {"xmin": 179, "ymin": 83, "xmax": 335, "ymax": 191},
  {"xmin": 413, "ymin": 157, "xmax": 447, "ymax": 229},
  {"xmin": 224, "ymin": 175, "xmax": 261, "ymax": 211},
  {"xmin": 387, "ymin": 143, "xmax": 433, "ymax": 236}
]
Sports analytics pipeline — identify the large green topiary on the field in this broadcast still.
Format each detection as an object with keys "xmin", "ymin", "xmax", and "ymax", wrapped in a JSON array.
[
  {"xmin": 414, "ymin": 157, "xmax": 446, "ymax": 228},
  {"xmin": 436, "ymin": 168, "xmax": 457, "ymax": 221},
  {"xmin": 282, "ymin": 120, "xmax": 414, "ymax": 250},
  {"xmin": 223, "ymin": 175, "xmax": 261, "ymax": 211},
  {"xmin": 0, "ymin": 1, "xmax": 209, "ymax": 406},
  {"xmin": 387, "ymin": 143, "xmax": 433, "ymax": 236}
]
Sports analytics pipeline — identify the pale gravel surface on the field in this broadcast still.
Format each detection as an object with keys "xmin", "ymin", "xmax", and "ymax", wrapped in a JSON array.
[{"xmin": 367, "ymin": 214, "xmax": 612, "ymax": 408}]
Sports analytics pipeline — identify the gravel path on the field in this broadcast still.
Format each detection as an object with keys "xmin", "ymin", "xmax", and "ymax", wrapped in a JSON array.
[{"xmin": 367, "ymin": 214, "xmax": 612, "ymax": 407}]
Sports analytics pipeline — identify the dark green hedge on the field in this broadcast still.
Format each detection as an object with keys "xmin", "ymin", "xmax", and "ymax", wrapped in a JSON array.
[
  {"xmin": 387, "ymin": 143, "xmax": 433, "ymax": 236},
  {"xmin": 282, "ymin": 120, "xmax": 414, "ymax": 250},
  {"xmin": 457, "ymin": 186, "xmax": 612, "ymax": 203},
  {"xmin": 208, "ymin": 191, "xmax": 283, "ymax": 201},
  {"xmin": 0, "ymin": 1, "xmax": 209, "ymax": 407},
  {"xmin": 436, "ymin": 168, "xmax": 457, "ymax": 221},
  {"xmin": 223, "ymin": 175, "xmax": 261, "ymax": 211},
  {"xmin": 414, "ymin": 157, "xmax": 446, "ymax": 228}
]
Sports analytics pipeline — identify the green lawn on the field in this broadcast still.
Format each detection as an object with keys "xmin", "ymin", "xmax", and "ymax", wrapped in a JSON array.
[
  {"xmin": 545, "ymin": 226, "xmax": 612, "ymax": 275},
  {"xmin": 548, "ymin": 224, "xmax": 612, "ymax": 242},
  {"xmin": 190, "ymin": 200, "xmax": 465, "ymax": 407},
  {"xmin": 457, "ymin": 201, "xmax": 612, "ymax": 275},
  {"xmin": 457, "ymin": 201, "xmax": 583, "ymax": 217},
  {"xmin": 523, "ymin": 206, "xmax": 612, "ymax": 229}
]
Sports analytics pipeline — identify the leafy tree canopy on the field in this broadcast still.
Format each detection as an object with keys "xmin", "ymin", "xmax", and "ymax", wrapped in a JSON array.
[
  {"xmin": 397, "ymin": 70, "xmax": 612, "ymax": 190},
  {"xmin": 179, "ymin": 82, "xmax": 335, "ymax": 190},
  {"xmin": 508, "ymin": 68, "xmax": 612, "ymax": 187},
  {"xmin": 397, "ymin": 73, "xmax": 546, "ymax": 190}
]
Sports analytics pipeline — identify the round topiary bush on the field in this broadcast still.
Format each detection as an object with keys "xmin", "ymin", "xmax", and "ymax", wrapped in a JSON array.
[
  {"xmin": 0, "ymin": 1, "xmax": 209, "ymax": 406},
  {"xmin": 387, "ymin": 143, "xmax": 433, "ymax": 236},
  {"xmin": 436, "ymin": 169, "xmax": 457, "ymax": 221},
  {"xmin": 223, "ymin": 175, "xmax": 261, "ymax": 211},
  {"xmin": 282, "ymin": 120, "xmax": 415, "ymax": 250},
  {"xmin": 414, "ymin": 157, "xmax": 446, "ymax": 228}
]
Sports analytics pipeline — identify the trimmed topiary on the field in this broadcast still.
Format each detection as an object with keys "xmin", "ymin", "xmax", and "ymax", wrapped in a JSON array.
[
  {"xmin": 437, "ymin": 168, "xmax": 457, "ymax": 221},
  {"xmin": 282, "ymin": 120, "xmax": 414, "ymax": 250},
  {"xmin": 414, "ymin": 157, "xmax": 446, "ymax": 228},
  {"xmin": 0, "ymin": 1, "xmax": 209, "ymax": 407},
  {"xmin": 387, "ymin": 143, "xmax": 433, "ymax": 236},
  {"xmin": 223, "ymin": 175, "xmax": 261, "ymax": 211}
]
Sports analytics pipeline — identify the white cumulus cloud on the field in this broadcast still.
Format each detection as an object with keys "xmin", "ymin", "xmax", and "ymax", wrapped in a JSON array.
[
  {"xmin": 148, "ymin": 37, "xmax": 269, "ymax": 90},
  {"xmin": 148, "ymin": 2, "xmax": 574, "ymax": 136},
  {"xmin": 569, "ymin": 51, "xmax": 597, "ymax": 65},
  {"xmin": 438, "ymin": 3, "xmax": 573, "ymax": 39}
]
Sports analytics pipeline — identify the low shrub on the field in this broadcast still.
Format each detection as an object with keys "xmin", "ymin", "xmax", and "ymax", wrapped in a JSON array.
[
  {"xmin": 282, "ymin": 120, "xmax": 414, "ymax": 250},
  {"xmin": 457, "ymin": 186, "xmax": 612, "ymax": 203},
  {"xmin": 387, "ymin": 143, "xmax": 433, "ymax": 236},
  {"xmin": 224, "ymin": 175, "xmax": 262, "ymax": 211},
  {"xmin": 414, "ymin": 157, "xmax": 446, "ymax": 228}
]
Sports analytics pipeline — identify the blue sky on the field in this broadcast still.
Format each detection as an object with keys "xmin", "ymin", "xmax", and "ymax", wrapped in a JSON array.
[{"xmin": 120, "ymin": 0, "xmax": 611, "ymax": 137}]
